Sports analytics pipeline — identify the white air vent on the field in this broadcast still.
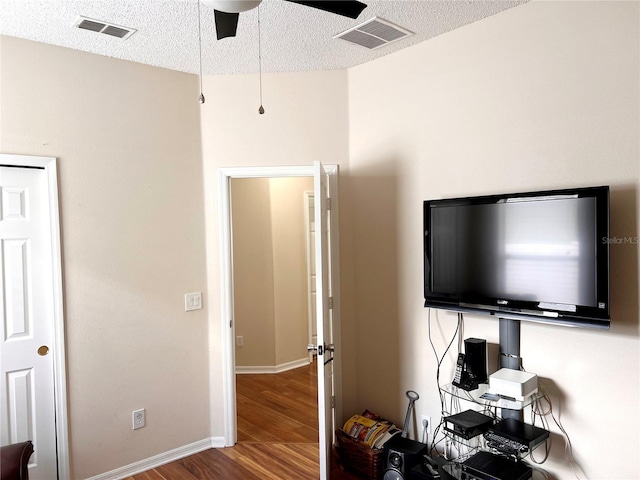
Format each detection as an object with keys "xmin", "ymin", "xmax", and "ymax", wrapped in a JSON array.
[
  {"xmin": 74, "ymin": 16, "xmax": 137, "ymax": 40},
  {"xmin": 334, "ymin": 17, "xmax": 412, "ymax": 50}
]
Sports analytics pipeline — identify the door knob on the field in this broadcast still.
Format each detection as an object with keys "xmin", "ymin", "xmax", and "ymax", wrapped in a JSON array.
[{"xmin": 37, "ymin": 345, "xmax": 49, "ymax": 356}]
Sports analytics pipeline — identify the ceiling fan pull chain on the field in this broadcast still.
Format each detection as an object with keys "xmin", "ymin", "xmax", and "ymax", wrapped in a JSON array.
[
  {"xmin": 258, "ymin": 5, "xmax": 265, "ymax": 115},
  {"xmin": 198, "ymin": 0, "xmax": 206, "ymax": 104}
]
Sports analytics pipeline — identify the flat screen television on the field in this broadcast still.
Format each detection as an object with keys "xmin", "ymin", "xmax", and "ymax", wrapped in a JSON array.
[{"xmin": 424, "ymin": 186, "xmax": 610, "ymax": 329}]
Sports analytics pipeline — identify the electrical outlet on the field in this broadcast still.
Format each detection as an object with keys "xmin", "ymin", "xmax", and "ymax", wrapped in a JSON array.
[
  {"xmin": 236, "ymin": 336, "xmax": 244, "ymax": 347},
  {"xmin": 132, "ymin": 408, "xmax": 145, "ymax": 430},
  {"xmin": 421, "ymin": 414, "xmax": 431, "ymax": 435}
]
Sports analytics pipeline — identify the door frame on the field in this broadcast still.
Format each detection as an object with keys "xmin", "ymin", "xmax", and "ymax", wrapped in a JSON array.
[
  {"xmin": 304, "ymin": 190, "xmax": 315, "ymax": 364},
  {"xmin": 218, "ymin": 165, "xmax": 342, "ymax": 448},
  {"xmin": 0, "ymin": 154, "xmax": 70, "ymax": 479}
]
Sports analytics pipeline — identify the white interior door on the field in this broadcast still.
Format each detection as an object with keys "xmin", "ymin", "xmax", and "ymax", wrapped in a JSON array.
[
  {"xmin": 0, "ymin": 162, "xmax": 61, "ymax": 479},
  {"xmin": 314, "ymin": 161, "xmax": 332, "ymax": 479}
]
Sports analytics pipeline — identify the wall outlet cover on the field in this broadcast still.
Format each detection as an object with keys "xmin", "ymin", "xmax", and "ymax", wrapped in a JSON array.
[{"xmin": 132, "ymin": 408, "xmax": 145, "ymax": 430}]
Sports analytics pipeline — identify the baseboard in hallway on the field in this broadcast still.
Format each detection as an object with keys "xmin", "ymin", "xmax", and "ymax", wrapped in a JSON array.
[
  {"xmin": 86, "ymin": 438, "xmax": 223, "ymax": 480},
  {"xmin": 235, "ymin": 357, "xmax": 311, "ymax": 374}
]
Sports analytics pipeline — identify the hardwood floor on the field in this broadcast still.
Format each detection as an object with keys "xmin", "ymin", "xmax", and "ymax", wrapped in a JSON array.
[
  {"xmin": 127, "ymin": 361, "xmax": 363, "ymax": 480},
  {"xmin": 125, "ymin": 443, "xmax": 321, "ymax": 480},
  {"xmin": 236, "ymin": 361, "xmax": 319, "ymax": 444}
]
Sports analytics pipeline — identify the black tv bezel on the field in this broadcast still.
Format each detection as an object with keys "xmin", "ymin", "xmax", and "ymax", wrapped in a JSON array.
[{"xmin": 423, "ymin": 186, "xmax": 610, "ymax": 330}]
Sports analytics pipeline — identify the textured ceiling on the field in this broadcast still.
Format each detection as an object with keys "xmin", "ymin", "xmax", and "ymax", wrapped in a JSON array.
[{"xmin": 0, "ymin": 0, "xmax": 529, "ymax": 75}]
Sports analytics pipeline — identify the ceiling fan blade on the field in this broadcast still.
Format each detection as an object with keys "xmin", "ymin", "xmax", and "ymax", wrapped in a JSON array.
[
  {"xmin": 284, "ymin": 0, "xmax": 367, "ymax": 20},
  {"xmin": 214, "ymin": 10, "xmax": 240, "ymax": 39}
]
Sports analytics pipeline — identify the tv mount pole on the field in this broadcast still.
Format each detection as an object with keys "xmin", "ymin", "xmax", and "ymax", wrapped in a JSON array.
[{"xmin": 498, "ymin": 317, "xmax": 523, "ymax": 421}]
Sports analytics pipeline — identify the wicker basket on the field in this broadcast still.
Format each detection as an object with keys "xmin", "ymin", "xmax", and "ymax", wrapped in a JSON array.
[{"xmin": 335, "ymin": 428, "xmax": 385, "ymax": 479}]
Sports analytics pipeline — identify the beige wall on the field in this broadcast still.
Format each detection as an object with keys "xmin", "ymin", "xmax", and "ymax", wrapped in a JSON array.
[
  {"xmin": 347, "ymin": 1, "xmax": 638, "ymax": 479},
  {"xmin": 1, "ymin": 0, "xmax": 638, "ymax": 478},
  {"xmin": 270, "ymin": 177, "xmax": 314, "ymax": 366},
  {"xmin": 231, "ymin": 176, "xmax": 313, "ymax": 368},
  {"xmin": 0, "ymin": 37, "xmax": 210, "ymax": 478},
  {"xmin": 231, "ymin": 178, "xmax": 276, "ymax": 367}
]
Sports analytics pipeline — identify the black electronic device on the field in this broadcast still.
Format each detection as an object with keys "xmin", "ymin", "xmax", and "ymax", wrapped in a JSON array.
[
  {"xmin": 410, "ymin": 464, "xmax": 438, "ymax": 480},
  {"xmin": 443, "ymin": 410, "xmax": 494, "ymax": 440},
  {"xmin": 484, "ymin": 431, "xmax": 529, "ymax": 456},
  {"xmin": 411, "ymin": 456, "xmax": 458, "ymax": 480},
  {"xmin": 461, "ymin": 451, "xmax": 532, "ymax": 480},
  {"xmin": 464, "ymin": 338, "xmax": 487, "ymax": 384},
  {"xmin": 410, "ymin": 456, "xmax": 441, "ymax": 480},
  {"xmin": 423, "ymin": 186, "xmax": 610, "ymax": 329},
  {"xmin": 487, "ymin": 418, "xmax": 549, "ymax": 452},
  {"xmin": 453, "ymin": 340, "xmax": 488, "ymax": 390},
  {"xmin": 383, "ymin": 435, "xmax": 428, "ymax": 480}
]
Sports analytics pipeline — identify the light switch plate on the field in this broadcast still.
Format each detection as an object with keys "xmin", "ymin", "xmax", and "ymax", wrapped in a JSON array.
[{"xmin": 185, "ymin": 292, "xmax": 202, "ymax": 311}]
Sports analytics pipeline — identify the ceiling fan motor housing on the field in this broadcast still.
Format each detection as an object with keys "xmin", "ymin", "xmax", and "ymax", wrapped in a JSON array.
[{"xmin": 202, "ymin": 0, "xmax": 262, "ymax": 13}]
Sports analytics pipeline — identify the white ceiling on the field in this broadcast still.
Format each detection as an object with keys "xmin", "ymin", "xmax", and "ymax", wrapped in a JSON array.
[{"xmin": 0, "ymin": 0, "xmax": 529, "ymax": 75}]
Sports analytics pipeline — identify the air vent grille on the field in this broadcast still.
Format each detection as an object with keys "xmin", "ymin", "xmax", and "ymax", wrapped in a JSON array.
[
  {"xmin": 339, "ymin": 30, "xmax": 386, "ymax": 49},
  {"xmin": 74, "ymin": 16, "xmax": 136, "ymax": 40},
  {"xmin": 77, "ymin": 19, "xmax": 105, "ymax": 33},
  {"xmin": 102, "ymin": 26, "xmax": 131, "ymax": 39},
  {"xmin": 335, "ymin": 17, "xmax": 413, "ymax": 50}
]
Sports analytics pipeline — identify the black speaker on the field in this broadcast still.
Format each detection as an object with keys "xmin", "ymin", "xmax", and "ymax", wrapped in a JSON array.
[
  {"xmin": 383, "ymin": 435, "xmax": 428, "ymax": 480},
  {"xmin": 464, "ymin": 338, "xmax": 487, "ymax": 384}
]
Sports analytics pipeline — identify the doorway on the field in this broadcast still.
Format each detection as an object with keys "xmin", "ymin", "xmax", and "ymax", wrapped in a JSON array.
[
  {"xmin": 231, "ymin": 176, "xmax": 313, "ymax": 376},
  {"xmin": 218, "ymin": 164, "xmax": 342, "ymax": 479},
  {"xmin": 230, "ymin": 175, "xmax": 319, "ymax": 444},
  {"xmin": 0, "ymin": 154, "xmax": 69, "ymax": 479}
]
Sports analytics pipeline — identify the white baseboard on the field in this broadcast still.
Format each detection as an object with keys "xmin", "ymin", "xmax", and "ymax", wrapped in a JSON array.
[
  {"xmin": 210, "ymin": 436, "xmax": 227, "ymax": 448},
  {"xmin": 86, "ymin": 437, "xmax": 225, "ymax": 480},
  {"xmin": 236, "ymin": 357, "xmax": 310, "ymax": 374}
]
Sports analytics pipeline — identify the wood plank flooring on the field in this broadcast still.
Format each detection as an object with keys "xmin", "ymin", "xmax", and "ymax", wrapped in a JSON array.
[
  {"xmin": 236, "ymin": 362, "xmax": 319, "ymax": 443},
  {"xmin": 126, "ymin": 443, "xmax": 321, "ymax": 480},
  {"xmin": 127, "ymin": 361, "xmax": 363, "ymax": 480}
]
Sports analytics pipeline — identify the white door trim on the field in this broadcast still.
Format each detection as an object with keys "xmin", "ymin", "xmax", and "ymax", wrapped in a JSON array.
[
  {"xmin": 0, "ymin": 154, "xmax": 70, "ymax": 479},
  {"xmin": 304, "ymin": 191, "xmax": 315, "ymax": 364},
  {"xmin": 217, "ymin": 165, "xmax": 340, "ymax": 448}
]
